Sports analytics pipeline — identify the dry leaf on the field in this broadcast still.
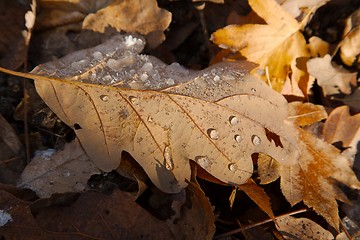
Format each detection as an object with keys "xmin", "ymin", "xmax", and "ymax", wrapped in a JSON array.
[
  {"xmin": 0, "ymin": 34, "xmax": 300, "ymax": 194},
  {"xmin": 323, "ymin": 105, "xmax": 360, "ymax": 160},
  {"xmin": 276, "ymin": 215, "xmax": 333, "ymax": 239},
  {"xmin": 308, "ymin": 36, "xmax": 330, "ymax": 57},
  {"xmin": 18, "ymin": 139, "xmax": 101, "ymax": 198},
  {"xmin": 279, "ymin": 126, "xmax": 360, "ymax": 230},
  {"xmin": 82, "ymin": 0, "xmax": 171, "ymax": 44},
  {"xmin": 340, "ymin": 8, "xmax": 360, "ymax": 67},
  {"xmin": 307, "ymin": 54, "xmax": 357, "ymax": 96},
  {"xmin": 238, "ymin": 178, "xmax": 275, "ymax": 220},
  {"xmin": 0, "ymin": 189, "xmax": 175, "ymax": 239},
  {"xmin": 287, "ymin": 102, "xmax": 328, "ymax": 127},
  {"xmin": 211, "ymin": 0, "xmax": 310, "ymax": 93},
  {"xmin": 167, "ymin": 182, "xmax": 215, "ymax": 240},
  {"xmin": 0, "ymin": 114, "xmax": 25, "ymax": 184},
  {"xmin": 257, "ymin": 153, "xmax": 280, "ymax": 184}
]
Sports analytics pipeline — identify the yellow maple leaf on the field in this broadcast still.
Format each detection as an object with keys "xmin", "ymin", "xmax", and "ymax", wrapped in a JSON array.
[{"xmin": 211, "ymin": 0, "xmax": 310, "ymax": 94}]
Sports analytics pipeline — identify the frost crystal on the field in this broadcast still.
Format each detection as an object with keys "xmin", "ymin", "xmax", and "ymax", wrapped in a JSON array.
[
  {"xmin": 0, "ymin": 210, "xmax": 12, "ymax": 227},
  {"xmin": 124, "ymin": 35, "xmax": 142, "ymax": 47}
]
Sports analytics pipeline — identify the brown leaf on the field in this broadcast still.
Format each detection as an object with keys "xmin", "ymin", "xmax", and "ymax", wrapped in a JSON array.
[
  {"xmin": 276, "ymin": 215, "xmax": 334, "ymax": 239},
  {"xmin": 323, "ymin": 105, "xmax": 360, "ymax": 159},
  {"xmin": 257, "ymin": 153, "xmax": 280, "ymax": 184},
  {"xmin": 0, "ymin": 189, "xmax": 175, "ymax": 239},
  {"xmin": 167, "ymin": 182, "xmax": 216, "ymax": 240},
  {"xmin": 307, "ymin": 54, "xmax": 357, "ymax": 96},
  {"xmin": 82, "ymin": 0, "xmax": 171, "ymax": 36},
  {"xmin": 18, "ymin": 139, "xmax": 100, "ymax": 198},
  {"xmin": 238, "ymin": 178, "xmax": 275, "ymax": 220},
  {"xmin": 0, "ymin": 1, "xmax": 31, "ymax": 69},
  {"xmin": 0, "ymin": 34, "xmax": 300, "ymax": 193},
  {"xmin": 0, "ymin": 114, "xmax": 25, "ymax": 184},
  {"xmin": 287, "ymin": 102, "xmax": 328, "ymax": 127},
  {"xmin": 279, "ymin": 126, "xmax": 360, "ymax": 231},
  {"xmin": 340, "ymin": 8, "xmax": 360, "ymax": 67}
]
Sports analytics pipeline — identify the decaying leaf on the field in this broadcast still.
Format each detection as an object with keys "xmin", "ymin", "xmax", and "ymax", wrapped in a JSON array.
[
  {"xmin": 0, "ymin": 188, "xmax": 176, "ymax": 239},
  {"xmin": 308, "ymin": 36, "xmax": 330, "ymax": 57},
  {"xmin": 211, "ymin": 0, "xmax": 310, "ymax": 94},
  {"xmin": 0, "ymin": 34, "xmax": 300, "ymax": 193},
  {"xmin": 276, "ymin": 215, "xmax": 333, "ymax": 239},
  {"xmin": 18, "ymin": 139, "xmax": 100, "ymax": 198},
  {"xmin": 257, "ymin": 153, "xmax": 280, "ymax": 184},
  {"xmin": 323, "ymin": 105, "xmax": 360, "ymax": 160},
  {"xmin": 277, "ymin": 0, "xmax": 329, "ymax": 19},
  {"xmin": 307, "ymin": 54, "xmax": 357, "ymax": 96}
]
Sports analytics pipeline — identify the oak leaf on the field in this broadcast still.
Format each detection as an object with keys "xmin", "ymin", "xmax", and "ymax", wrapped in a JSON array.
[
  {"xmin": 211, "ymin": 0, "xmax": 310, "ymax": 94},
  {"xmin": 0, "ymin": 34, "xmax": 300, "ymax": 194},
  {"xmin": 307, "ymin": 54, "xmax": 357, "ymax": 96}
]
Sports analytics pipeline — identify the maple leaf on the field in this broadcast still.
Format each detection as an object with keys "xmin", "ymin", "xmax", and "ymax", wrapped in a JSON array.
[
  {"xmin": 211, "ymin": 0, "xmax": 310, "ymax": 94},
  {"xmin": 307, "ymin": 54, "xmax": 357, "ymax": 96}
]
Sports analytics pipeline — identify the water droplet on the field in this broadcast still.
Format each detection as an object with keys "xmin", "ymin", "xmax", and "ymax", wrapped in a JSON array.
[
  {"xmin": 251, "ymin": 88, "xmax": 256, "ymax": 92},
  {"xmin": 100, "ymin": 95, "xmax": 109, "ymax": 102},
  {"xmin": 228, "ymin": 163, "xmax": 237, "ymax": 172},
  {"xmin": 234, "ymin": 135, "xmax": 242, "ymax": 142},
  {"xmin": 251, "ymin": 135, "xmax": 261, "ymax": 146},
  {"xmin": 128, "ymin": 96, "xmax": 139, "ymax": 105},
  {"xmin": 166, "ymin": 78, "xmax": 175, "ymax": 85},
  {"xmin": 207, "ymin": 129, "xmax": 220, "ymax": 140},
  {"xmin": 229, "ymin": 116, "xmax": 239, "ymax": 125},
  {"xmin": 92, "ymin": 51, "xmax": 103, "ymax": 60},
  {"xmin": 195, "ymin": 156, "xmax": 210, "ymax": 169},
  {"xmin": 163, "ymin": 146, "xmax": 173, "ymax": 170},
  {"xmin": 213, "ymin": 75, "xmax": 220, "ymax": 82}
]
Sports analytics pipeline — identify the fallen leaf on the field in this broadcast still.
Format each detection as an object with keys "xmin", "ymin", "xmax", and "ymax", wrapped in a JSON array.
[
  {"xmin": 276, "ymin": 215, "xmax": 334, "ymax": 239},
  {"xmin": 307, "ymin": 54, "xmax": 357, "ymax": 96},
  {"xmin": 339, "ymin": 8, "xmax": 360, "ymax": 67},
  {"xmin": 287, "ymin": 101, "xmax": 328, "ymax": 127},
  {"xmin": 323, "ymin": 105, "xmax": 360, "ymax": 160},
  {"xmin": 0, "ymin": 189, "xmax": 176, "ymax": 239},
  {"xmin": 18, "ymin": 139, "xmax": 100, "ymax": 198},
  {"xmin": 308, "ymin": 36, "xmax": 330, "ymax": 57},
  {"xmin": 211, "ymin": 0, "xmax": 310, "ymax": 93},
  {"xmin": 167, "ymin": 182, "xmax": 216, "ymax": 240},
  {"xmin": 238, "ymin": 178, "xmax": 275, "ymax": 220},
  {"xmin": 279, "ymin": 126, "xmax": 360, "ymax": 230},
  {"xmin": 257, "ymin": 153, "xmax": 280, "ymax": 184},
  {"xmin": 0, "ymin": 114, "xmax": 25, "ymax": 184},
  {"xmin": 0, "ymin": 34, "xmax": 300, "ymax": 194},
  {"xmin": 82, "ymin": 0, "xmax": 171, "ymax": 47},
  {"xmin": 0, "ymin": 0, "xmax": 31, "ymax": 69}
]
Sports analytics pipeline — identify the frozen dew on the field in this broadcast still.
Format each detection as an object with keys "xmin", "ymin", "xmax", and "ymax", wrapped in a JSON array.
[
  {"xmin": 213, "ymin": 75, "xmax": 220, "ymax": 82},
  {"xmin": 124, "ymin": 35, "xmax": 142, "ymax": 47},
  {"xmin": 251, "ymin": 135, "xmax": 261, "ymax": 146},
  {"xmin": 129, "ymin": 81, "xmax": 146, "ymax": 89},
  {"xmin": 251, "ymin": 88, "xmax": 256, "ymax": 92},
  {"xmin": 234, "ymin": 135, "xmax": 242, "ymax": 143},
  {"xmin": 195, "ymin": 156, "xmax": 211, "ymax": 169},
  {"xmin": 147, "ymin": 116, "xmax": 154, "ymax": 123},
  {"xmin": 140, "ymin": 73, "xmax": 148, "ymax": 81},
  {"xmin": 70, "ymin": 59, "xmax": 89, "ymax": 71},
  {"xmin": 165, "ymin": 78, "xmax": 175, "ymax": 86},
  {"xmin": 207, "ymin": 128, "xmax": 220, "ymax": 140},
  {"xmin": 228, "ymin": 163, "xmax": 237, "ymax": 172},
  {"xmin": 229, "ymin": 116, "xmax": 239, "ymax": 125},
  {"xmin": 92, "ymin": 51, "xmax": 103, "ymax": 60},
  {"xmin": 163, "ymin": 146, "xmax": 174, "ymax": 171},
  {"xmin": 128, "ymin": 96, "xmax": 139, "ymax": 105},
  {"xmin": 141, "ymin": 62, "xmax": 153, "ymax": 72},
  {"xmin": 256, "ymin": 68, "xmax": 265, "ymax": 76},
  {"xmin": 0, "ymin": 210, "xmax": 12, "ymax": 227},
  {"xmin": 62, "ymin": 171, "xmax": 71, "ymax": 177},
  {"xmin": 100, "ymin": 95, "xmax": 109, "ymax": 102}
]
